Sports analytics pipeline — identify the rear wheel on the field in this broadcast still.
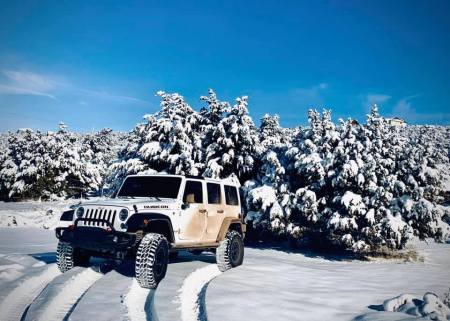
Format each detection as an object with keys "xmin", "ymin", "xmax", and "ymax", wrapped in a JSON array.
[
  {"xmin": 56, "ymin": 241, "xmax": 90, "ymax": 273},
  {"xmin": 216, "ymin": 230, "xmax": 244, "ymax": 272},
  {"xmin": 135, "ymin": 233, "xmax": 169, "ymax": 289}
]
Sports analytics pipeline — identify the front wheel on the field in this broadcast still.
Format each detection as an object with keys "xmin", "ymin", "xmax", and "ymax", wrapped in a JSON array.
[
  {"xmin": 216, "ymin": 230, "xmax": 244, "ymax": 272},
  {"xmin": 56, "ymin": 241, "xmax": 90, "ymax": 273},
  {"xmin": 135, "ymin": 233, "xmax": 169, "ymax": 289}
]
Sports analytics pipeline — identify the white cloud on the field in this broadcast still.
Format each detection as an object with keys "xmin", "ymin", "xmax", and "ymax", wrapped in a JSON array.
[
  {"xmin": 0, "ymin": 69, "xmax": 147, "ymax": 104},
  {"xmin": 289, "ymin": 83, "xmax": 329, "ymax": 106},
  {"xmin": 361, "ymin": 93, "xmax": 391, "ymax": 111},
  {"xmin": 390, "ymin": 95, "xmax": 421, "ymax": 121},
  {"xmin": 0, "ymin": 84, "xmax": 56, "ymax": 100},
  {"xmin": 390, "ymin": 95, "xmax": 450, "ymax": 124},
  {"xmin": 0, "ymin": 70, "xmax": 58, "ymax": 100},
  {"xmin": 392, "ymin": 97, "xmax": 413, "ymax": 116},
  {"xmin": 3, "ymin": 70, "xmax": 56, "ymax": 91},
  {"xmin": 79, "ymin": 88, "xmax": 147, "ymax": 104}
]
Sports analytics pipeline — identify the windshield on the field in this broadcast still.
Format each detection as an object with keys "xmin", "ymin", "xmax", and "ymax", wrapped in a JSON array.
[{"xmin": 117, "ymin": 176, "xmax": 182, "ymax": 199}]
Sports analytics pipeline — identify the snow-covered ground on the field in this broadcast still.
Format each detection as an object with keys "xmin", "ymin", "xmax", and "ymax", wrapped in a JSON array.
[
  {"xmin": 0, "ymin": 226, "xmax": 449, "ymax": 321},
  {"xmin": 0, "ymin": 198, "xmax": 98, "ymax": 229},
  {"xmin": 207, "ymin": 242, "xmax": 450, "ymax": 321}
]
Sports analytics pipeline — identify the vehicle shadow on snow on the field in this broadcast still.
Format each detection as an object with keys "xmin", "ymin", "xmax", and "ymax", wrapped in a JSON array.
[
  {"xmin": 367, "ymin": 304, "xmax": 384, "ymax": 312},
  {"xmin": 170, "ymin": 251, "xmax": 217, "ymax": 264},
  {"xmin": 30, "ymin": 252, "xmax": 57, "ymax": 264},
  {"xmin": 29, "ymin": 250, "xmax": 216, "ymax": 278},
  {"xmin": 110, "ymin": 251, "xmax": 217, "ymax": 278}
]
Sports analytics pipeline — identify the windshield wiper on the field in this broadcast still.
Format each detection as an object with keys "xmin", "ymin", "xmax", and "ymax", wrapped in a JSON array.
[{"xmin": 147, "ymin": 196, "xmax": 162, "ymax": 201}]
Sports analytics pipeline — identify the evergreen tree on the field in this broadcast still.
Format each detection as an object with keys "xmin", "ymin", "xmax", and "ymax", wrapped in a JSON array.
[{"xmin": 204, "ymin": 96, "xmax": 262, "ymax": 181}]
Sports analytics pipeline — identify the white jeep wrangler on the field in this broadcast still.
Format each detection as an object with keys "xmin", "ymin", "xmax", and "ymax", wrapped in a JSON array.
[{"xmin": 55, "ymin": 174, "xmax": 246, "ymax": 288}]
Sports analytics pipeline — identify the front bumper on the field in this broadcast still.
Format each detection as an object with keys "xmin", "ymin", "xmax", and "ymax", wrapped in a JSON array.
[{"xmin": 55, "ymin": 218, "xmax": 136, "ymax": 253}]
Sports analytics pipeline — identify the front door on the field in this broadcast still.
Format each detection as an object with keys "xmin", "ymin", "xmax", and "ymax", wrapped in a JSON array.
[{"xmin": 179, "ymin": 180, "xmax": 206, "ymax": 241}]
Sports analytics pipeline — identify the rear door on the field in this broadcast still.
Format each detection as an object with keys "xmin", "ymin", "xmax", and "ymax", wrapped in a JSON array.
[
  {"xmin": 179, "ymin": 180, "xmax": 207, "ymax": 240},
  {"xmin": 223, "ymin": 184, "xmax": 241, "ymax": 219}
]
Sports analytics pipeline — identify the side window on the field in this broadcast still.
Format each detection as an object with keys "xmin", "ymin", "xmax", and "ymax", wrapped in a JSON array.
[
  {"xmin": 207, "ymin": 183, "xmax": 222, "ymax": 204},
  {"xmin": 183, "ymin": 181, "xmax": 203, "ymax": 204},
  {"xmin": 224, "ymin": 185, "xmax": 239, "ymax": 206}
]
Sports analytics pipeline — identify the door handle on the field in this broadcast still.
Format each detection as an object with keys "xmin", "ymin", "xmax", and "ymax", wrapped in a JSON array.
[
  {"xmin": 217, "ymin": 209, "xmax": 224, "ymax": 214},
  {"xmin": 199, "ymin": 209, "xmax": 207, "ymax": 213}
]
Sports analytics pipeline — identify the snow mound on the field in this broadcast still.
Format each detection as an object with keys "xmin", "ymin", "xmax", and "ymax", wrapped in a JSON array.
[
  {"xmin": 0, "ymin": 263, "xmax": 24, "ymax": 281},
  {"xmin": 362, "ymin": 292, "xmax": 450, "ymax": 321},
  {"xmin": 124, "ymin": 279, "xmax": 154, "ymax": 321},
  {"xmin": 0, "ymin": 264, "xmax": 60, "ymax": 321},
  {"xmin": 178, "ymin": 264, "xmax": 222, "ymax": 321},
  {"xmin": 36, "ymin": 267, "xmax": 102, "ymax": 321}
]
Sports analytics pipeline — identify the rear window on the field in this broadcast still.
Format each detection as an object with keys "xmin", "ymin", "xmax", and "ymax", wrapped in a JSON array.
[
  {"xmin": 224, "ymin": 185, "xmax": 239, "ymax": 206},
  {"xmin": 183, "ymin": 181, "xmax": 203, "ymax": 203},
  {"xmin": 207, "ymin": 183, "xmax": 222, "ymax": 204}
]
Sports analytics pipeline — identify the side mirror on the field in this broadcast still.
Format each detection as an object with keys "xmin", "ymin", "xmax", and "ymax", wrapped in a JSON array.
[{"xmin": 181, "ymin": 203, "xmax": 190, "ymax": 210}]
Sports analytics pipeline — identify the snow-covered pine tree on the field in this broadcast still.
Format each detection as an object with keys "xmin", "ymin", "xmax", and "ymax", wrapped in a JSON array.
[
  {"xmin": 80, "ymin": 128, "xmax": 125, "ymax": 194},
  {"xmin": 283, "ymin": 109, "xmax": 341, "ymax": 242},
  {"xmin": 259, "ymin": 114, "xmax": 287, "ymax": 149},
  {"xmin": 243, "ymin": 113, "xmax": 292, "ymax": 240},
  {"xmin": 204, "ymin": 95, "xmax": 262, "ymax": 181},
  {"xmin": 0, "ymin": 133, "xmax": 9, "ymax": 200},
  {"xmin": 199, "ymin": 89, "xmax": 229, "ymax": 137},
  {"xmin": 109, "ymin": 91, "xmax": 203, "ymax": 191}
]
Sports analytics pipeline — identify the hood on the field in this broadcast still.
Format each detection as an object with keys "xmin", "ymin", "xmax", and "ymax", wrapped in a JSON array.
[{"xmin": 79, "ymin": 197, "xmax": 179, "ymax": 211}]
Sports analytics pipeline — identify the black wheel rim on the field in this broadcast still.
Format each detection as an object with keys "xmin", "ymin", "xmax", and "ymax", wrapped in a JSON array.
[
  {"xmin": 154, "ymin": 247, "xmax": 167, "ymax": 277},
  {"xmin": 230, "ymin": 237, "xmax": 241, "ymax": 265}
]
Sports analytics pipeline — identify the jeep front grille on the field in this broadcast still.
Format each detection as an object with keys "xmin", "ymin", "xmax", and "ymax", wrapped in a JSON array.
[{"xmin": 82, "ymin": 208, "xmax": 117, "ymax": 227}]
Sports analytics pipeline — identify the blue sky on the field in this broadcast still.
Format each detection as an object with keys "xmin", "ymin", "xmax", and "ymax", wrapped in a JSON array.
[{"xmin": 0, "ymin": 0, "xmax": 449, "ymax": 132}]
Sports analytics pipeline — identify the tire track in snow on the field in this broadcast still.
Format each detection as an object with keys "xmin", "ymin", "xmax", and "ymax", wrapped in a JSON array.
[
  {"xmin": 34, "ymin": 267, "xmax": 103, "ymax": 321},
  {"xmin": 178, "ymin": 264, "xmax": 222, "ymax": 321},
  {"xmin": 0, "ymin": 264, "xmax": 60, "ymax": 321},
  {"xmin": 124, "ymin": 279, "xmax": 157, "ymax": 321}
]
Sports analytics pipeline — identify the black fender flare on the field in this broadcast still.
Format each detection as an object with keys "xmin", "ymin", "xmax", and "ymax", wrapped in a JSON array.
[{"xmin": 126, "ymin": 213, "xmax": 175, "ymax": 243}]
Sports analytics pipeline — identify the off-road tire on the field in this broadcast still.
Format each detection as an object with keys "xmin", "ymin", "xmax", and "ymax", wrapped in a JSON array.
[
  {"xmin": 56, "ymin": 241, "xmax": 90, "ymax": 273},
  {"xmin": 216, "ymin": 230, "xmax": 244, "ymax": 272},
  {"xmin": 135, "ymin": 233, "xmax": 169, "ymax": 289}
]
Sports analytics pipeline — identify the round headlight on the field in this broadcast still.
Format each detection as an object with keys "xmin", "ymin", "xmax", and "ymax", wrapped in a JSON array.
[
  {"xmin": 76, "ymin": 207, "xmax": 84, "ymax": 218},
  {"xmin": 119, "ymin": 209, "xmax": 129, "ymax": 221}
]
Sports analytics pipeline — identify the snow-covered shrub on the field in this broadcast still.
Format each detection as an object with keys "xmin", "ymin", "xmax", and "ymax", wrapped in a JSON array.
[
  {"xmin": 443, "ymin": 289, "xmax": 450, "ymax": 309},
  {"xmin": 245, "ymin": 105, "xmax": 449, "ymax": 253},
  {"xmin": 0, "ymin": 125, "xmax": 102, "ymax": 200}
]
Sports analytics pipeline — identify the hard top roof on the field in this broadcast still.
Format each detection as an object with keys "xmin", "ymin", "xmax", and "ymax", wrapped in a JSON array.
[{"xmin": 126, "ymin": 174, "xmax": 240, "ymax": 185}]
